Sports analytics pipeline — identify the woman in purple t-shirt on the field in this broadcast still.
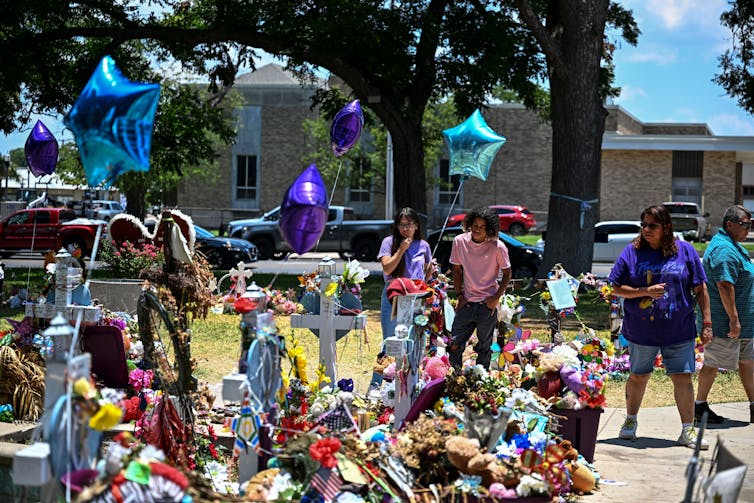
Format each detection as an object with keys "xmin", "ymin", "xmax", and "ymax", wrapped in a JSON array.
[
  {"xmin": 610, "ymin": 204, "xmax": 712, "ymax": 449},
  {"xmin": 368, "ymin": 207, "xmax": 432, "ymax": 392}
]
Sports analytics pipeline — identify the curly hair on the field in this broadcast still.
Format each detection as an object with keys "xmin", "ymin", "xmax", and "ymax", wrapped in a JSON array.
[
  {"xmin": 632, "ymin": 204, "xmax": 677, "ymax": 256},
  {"xmin": 462, "ymin": 206, "xmax": 499, "ymax": 238},
  {"xmin": 389, "ymin": 207, "xmax": 423, "ymax": 277}
]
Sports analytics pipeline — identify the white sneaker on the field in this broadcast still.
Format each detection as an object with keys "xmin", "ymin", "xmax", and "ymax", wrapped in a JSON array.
[
  {"xmin": 618, "ymin": 417, "xmax": 638, "ymax": 440},
  {"xmin": 677, "ymin": 425, "xmax": 709, "ymax": 450}
]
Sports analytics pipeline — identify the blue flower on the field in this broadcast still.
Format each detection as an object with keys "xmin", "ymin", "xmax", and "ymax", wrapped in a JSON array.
[{"xmin": 337, "ymin": 378, "xmax": 354, "ymax": 392}]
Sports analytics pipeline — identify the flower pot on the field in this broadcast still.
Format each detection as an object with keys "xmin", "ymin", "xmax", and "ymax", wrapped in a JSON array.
[
  {"xmin": 300, "ymin": 291, "xmax": 362, "ymax": 341},
  {"xmin": 552, "ymin": 408, "xmax": 602, "ymax": 463},
  {"xmin": 89, "ymin": 279, "xmax": 144, "ymax": 313}
]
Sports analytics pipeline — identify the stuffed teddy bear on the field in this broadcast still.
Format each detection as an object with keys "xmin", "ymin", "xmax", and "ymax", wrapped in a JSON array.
[
  {"xmin": 244, "ymin": 468, "xmax": 280, "ymax": 501},
  {"xmin": 559, "ymin": 440, "xmax": 596, "ymax": 494},
  {"xmin": 445, "ymin": 436, "xmax": 509, "ymax": 487}
]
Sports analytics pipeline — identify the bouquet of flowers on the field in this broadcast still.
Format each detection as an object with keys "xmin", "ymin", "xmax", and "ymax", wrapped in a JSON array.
[{"xmin": 100, "ymin": 239, "xmax": 164, "ymax": 279}]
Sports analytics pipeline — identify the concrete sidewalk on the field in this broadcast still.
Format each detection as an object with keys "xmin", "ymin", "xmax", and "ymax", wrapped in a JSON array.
[{"xmin": 581, "ymin": 402, "xmax": 753, "ymax": 502}]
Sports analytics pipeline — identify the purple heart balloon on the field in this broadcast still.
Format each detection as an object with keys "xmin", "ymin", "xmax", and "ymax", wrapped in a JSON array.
[
  {"xmin": 279, "ymin": 164, "xmax": 329, "ymax": 255},
  {"xmin": 24, "ymin": 120, "xmax": 59, "ymax": 177},
  {"xmin": 330, "ymin": 99, "xmax": 364, "ymax": 157}
]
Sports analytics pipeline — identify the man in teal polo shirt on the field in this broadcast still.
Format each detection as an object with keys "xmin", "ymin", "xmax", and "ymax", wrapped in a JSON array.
[{"xmin": 695, "ymin": 205, "xmax": 754, "ymax": 424}]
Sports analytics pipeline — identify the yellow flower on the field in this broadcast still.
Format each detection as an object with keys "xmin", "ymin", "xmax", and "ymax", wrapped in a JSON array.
[
  {"xmin": 89, "ymin": 403, "xmax": 123, "ymax": 431},
  {"xmin": 541, "ymin": 291, "xmax": 551, "ymax": 302},
  {"xmin": 310, "ymin": 363, "xmax": 331, "ymax": 392},
  {"xmin": 73, "ymin": 378, "xmax": 94, "ymax": 399},
  {"xmin": 324, "ymin": 282, "xmax": 338, "ymax": 297}
]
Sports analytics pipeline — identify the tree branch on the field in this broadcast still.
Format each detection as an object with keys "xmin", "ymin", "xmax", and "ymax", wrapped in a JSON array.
[{"xmin": 515, "ymin": 0, "xmax": 566, "ymax": 73}]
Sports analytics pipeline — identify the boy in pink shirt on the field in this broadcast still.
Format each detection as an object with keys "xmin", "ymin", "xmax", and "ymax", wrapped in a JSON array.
[{"xmin": 448, "ymin": 206, "xmax": 511, "ymax": 370}]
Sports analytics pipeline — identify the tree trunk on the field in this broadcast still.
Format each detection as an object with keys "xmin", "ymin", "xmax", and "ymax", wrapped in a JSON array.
[
  {"xmin": 382, "ymin": 115, "xmax": 428, "ymax": 217},
  {"xmin": 121, "ymin": 172, "xmax": 149, "ymax": 220},
  {"xmin": 538, "ymin": 1, "xmax": 608, "ymax": 276}
]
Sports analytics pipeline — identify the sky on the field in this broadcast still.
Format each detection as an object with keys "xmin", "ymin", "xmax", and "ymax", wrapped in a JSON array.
[{"xmin": 2, "ymin": 0, "xmax": 753, "ymax": 156}]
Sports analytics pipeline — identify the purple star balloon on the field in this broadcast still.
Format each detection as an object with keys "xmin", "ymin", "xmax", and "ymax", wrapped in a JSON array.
[
  {"xmin": 24, "ymin": 120, "xmax": 59, "ymax": 177},
  {"xmin": 279, "ymin": 164, "xmax": 329, "ymax": 255},
  {"xmin": 330, "ymin": 99, "xmax": 364, "ymax": 157},
  {"xmin": 65, "ymin": 55, "xmax": 161, "ymax": 187}
]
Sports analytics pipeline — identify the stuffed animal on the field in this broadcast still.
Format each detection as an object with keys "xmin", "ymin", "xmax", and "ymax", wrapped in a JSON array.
[
  {"xmin": 536, "ymin": 350, "xmax": 565, "ymax": 374},
  {"xmin": 559, "ymin": 440, "xmax": 596, "ymax": 494},
  {"xmin": 423, "ymin": 354, "xmax": 450, "ymax": 381},
  {"xmin": 244, "ymin": 468, "xmax": 280, "ymax": 501},
  {"xmin": 445, "ymin": 436, "xmax": 509, "ymax": 487},
  {"xmin": 560, "ymin": 365, "xmax": 585, "ymax": 393}
]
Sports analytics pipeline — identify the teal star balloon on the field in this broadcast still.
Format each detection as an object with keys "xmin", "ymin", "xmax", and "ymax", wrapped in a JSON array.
[
  {"xmin": 442, "ymin": 109, "xmax": 506, "ymax": 181},
  {"xmin": 65, "ymin": 55, "xmax": 161, "ymax": 187}
]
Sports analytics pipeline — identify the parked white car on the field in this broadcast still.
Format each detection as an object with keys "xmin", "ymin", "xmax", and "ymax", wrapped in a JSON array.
[{"xmin": 537, "ymin": 220, "xmax": 686, "ymax": 262}]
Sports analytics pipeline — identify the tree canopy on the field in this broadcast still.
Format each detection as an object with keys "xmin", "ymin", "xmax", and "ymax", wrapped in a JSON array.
[
  {"xmin": 0, "ymin": 0, "xmax": 639, "ymax": 272},
  {"xmin": 717, "ymin": 2, "xmax": 754, "ymax": 115}
]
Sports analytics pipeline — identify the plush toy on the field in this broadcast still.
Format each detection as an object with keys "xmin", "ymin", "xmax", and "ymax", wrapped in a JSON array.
[
  {"xmin": 559, "ymin": 440, "xmax": 596, "ymax": 493},
  {"xmin": 244, "ymin": 468, "xmax": 280, "ymax": 501},
  {"xmin": 445, "ymin": 436, "xmax": 508, "ymax": 487},
  {"xmin": 560, "ymin": 365, "xmax": 585, "ymax": 393},
  {"xmin": 536, "ymin": 351, "xmax": 565, "ymax": 374},
  {"xmin": 555, "ymin": 391, "xmax": 582, "ymax": 411},
  {"xmin": 423, "ymin": 354, "xmax": 450, "ymax": 381}
]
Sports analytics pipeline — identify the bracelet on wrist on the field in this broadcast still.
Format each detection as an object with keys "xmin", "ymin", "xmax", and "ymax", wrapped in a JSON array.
[{"xmin": 703, "ymin": 322, "xmax": 713, "ymax": 326}]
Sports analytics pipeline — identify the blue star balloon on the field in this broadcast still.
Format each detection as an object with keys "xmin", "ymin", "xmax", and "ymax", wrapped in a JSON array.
[
  {"xmin": 442, "ymin": 109, "xmax": 506, "ymax": 181},
  {"xmin": 24, "ymin": 120, "xmax": 59, "ymax": 177},
  {"xmin": 279, "ymin": 164, "xmax": 329, "ymax": 255},
  {"xmin": 64, "ymin": 55, "xmax": 161, "ymax": 187}
]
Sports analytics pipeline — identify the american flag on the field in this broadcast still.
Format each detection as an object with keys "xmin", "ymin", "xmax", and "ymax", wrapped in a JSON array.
[{"xmin": 310, "ymin": 467, "xmax": 343, "ymax": 502}]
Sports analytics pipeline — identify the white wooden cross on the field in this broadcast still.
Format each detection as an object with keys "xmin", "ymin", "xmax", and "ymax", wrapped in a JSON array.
[
  {"xmin": 290, "ymin": 258, "xmax": 366, "ymax": 383},
  {"xmin": 25, "ymin": 248, "xmax": 102, "ymax": 324}
]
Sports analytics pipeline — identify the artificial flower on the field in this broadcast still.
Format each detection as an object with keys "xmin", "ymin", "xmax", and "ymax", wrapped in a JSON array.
[{"xmin": 89, "ymin": 402, "xmax": 124, "ymax": 431}]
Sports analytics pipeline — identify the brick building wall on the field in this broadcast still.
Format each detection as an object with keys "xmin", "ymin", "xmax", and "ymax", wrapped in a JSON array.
[
  {"xmin": 702, "ymin": 151, "xmax": 738, "ymax": 227},
  {"xmin": 600, "ymin": 150, "xmax": 673, "ymax": 220}
]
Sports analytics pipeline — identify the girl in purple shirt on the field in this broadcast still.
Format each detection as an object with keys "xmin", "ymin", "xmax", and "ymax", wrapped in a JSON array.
[{"xmin": 368, "ymin": 208, "xmax": 432, "ymax": 391}]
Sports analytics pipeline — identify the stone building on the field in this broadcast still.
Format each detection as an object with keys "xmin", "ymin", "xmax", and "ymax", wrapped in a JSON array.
[{"xmin": 176, "ymin": 64, "xmax": 754, "ymax": 232}]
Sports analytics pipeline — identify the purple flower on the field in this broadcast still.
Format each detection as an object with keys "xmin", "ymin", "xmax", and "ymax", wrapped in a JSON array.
[{"xmin": 337, "ymin": 378, "xmax": 354, "ymax": 392}]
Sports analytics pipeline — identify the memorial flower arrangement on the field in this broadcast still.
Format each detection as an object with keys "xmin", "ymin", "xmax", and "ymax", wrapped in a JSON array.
[
  {"xmin": 323, "ymin": 259, "xmax": 370, "ymax": 299},
  {"xmin": 99, "ymin": 239, "xmax": 164, "ymax": 279}
]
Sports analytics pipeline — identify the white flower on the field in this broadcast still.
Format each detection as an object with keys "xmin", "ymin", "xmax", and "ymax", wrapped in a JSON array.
[
  {"xmin": 516, "ymin": 474, "xmax": 547, "ymax": 497},
  {"xmin": 46, "ymin": 263, "xmax": 56, "ymax": 274}
]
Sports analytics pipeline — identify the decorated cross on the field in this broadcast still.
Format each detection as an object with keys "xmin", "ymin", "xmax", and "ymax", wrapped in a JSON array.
[
  {"xmin": 290, "ymin": 258, "xmax": 366, "ymax": 383},
  {"xmin": 391, "ymin": 294, "xmax": 428, "ymax": 428},
  {"xmin": 25, "ymin": 248, "xmax": 102, "ymax": 324}
]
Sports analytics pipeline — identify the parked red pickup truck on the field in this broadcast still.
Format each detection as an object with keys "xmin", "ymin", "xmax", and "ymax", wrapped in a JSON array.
[{"xmin": 0, "ymin": 208, "xmax": 104, "ymax": 258}]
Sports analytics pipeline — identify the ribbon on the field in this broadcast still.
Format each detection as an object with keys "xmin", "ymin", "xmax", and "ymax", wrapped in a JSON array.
[{"xmin": 550, "ymin": 192, "xmax": 599, "ymax": 229}]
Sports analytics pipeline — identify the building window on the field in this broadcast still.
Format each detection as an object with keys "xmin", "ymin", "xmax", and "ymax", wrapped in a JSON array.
[
  {"xmin": 236, "ymin": 155, "xmax": 257, "ymax": 200},
  {"xmin": 437, "ymin": 159, "xmax": 462, "ymax": 205},
  {"xmin": 347, "ymin": 157, "xmax": 372, "ymax": 203},
  {"xmin": 671, "ymin": 151, "xmax": 703, "ymax": 206}
]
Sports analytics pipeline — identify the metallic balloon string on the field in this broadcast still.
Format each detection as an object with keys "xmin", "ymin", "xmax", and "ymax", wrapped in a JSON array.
[
  {"xmin": 25, "ymin": 214, "xmax": 40, "ymax": 295},
  {"xmin": 264, "ymin": 251, "xmax": 292, "ymax": 290},
  {"xmin": 327, "ymin": 158, "xmax": 344, "ymax": 209},
  {"xmin": 430, "ymin": 175, "xmax": 468, "ymax": 261},
  {"xmin": 311, "ymin": 158, "xmax": 344, "ymax": 257}
]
